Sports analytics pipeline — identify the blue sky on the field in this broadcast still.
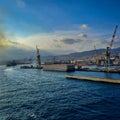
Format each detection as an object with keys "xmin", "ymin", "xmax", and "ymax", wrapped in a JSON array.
[{"xmin": 0, "ymin": 0, "xmax": 120, "ymax": 54}]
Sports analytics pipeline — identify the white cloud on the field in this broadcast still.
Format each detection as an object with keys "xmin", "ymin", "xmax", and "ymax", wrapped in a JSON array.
[
  {"xmin": 13, "ymin": 25, "xmax": 119, "ymax": 55},
  {"xmin": 80, "ymin": 24, "xmax": 88, "ymax": 30}
]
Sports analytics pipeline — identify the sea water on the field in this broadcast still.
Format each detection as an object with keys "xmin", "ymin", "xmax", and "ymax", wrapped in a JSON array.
[{"xmin": 0, "ymin": 65, "xmax": 120, "ymax": 120}]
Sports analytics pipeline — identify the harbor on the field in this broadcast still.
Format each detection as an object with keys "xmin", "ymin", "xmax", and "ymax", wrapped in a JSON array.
[
  {"xmin": 1, "ymin": 27, "xmax": 120, "ymax": 119},
  {"xmin": 18, "ymin": 25, "xmax": 120, "ymax": 75},
  {"xmin": 1, "ymin": 0, "xmax": 120, "ymax": 119}
]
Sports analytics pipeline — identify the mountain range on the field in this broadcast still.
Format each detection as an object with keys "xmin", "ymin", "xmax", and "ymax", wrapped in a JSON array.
[
  {"xmin": 68, "ymin": 47, "xmax": 120, "ymax": 59},
  {"xmin": 42, "ymin": 47, "xmax": 120, "ymax": 63}
]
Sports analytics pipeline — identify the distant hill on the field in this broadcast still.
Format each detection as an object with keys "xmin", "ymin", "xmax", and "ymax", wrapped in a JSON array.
[
  {"xmin": 47, "ymin": 47, "xmax": 120, "ymax": 62},
  {"xmin": 68, "ymin": 47, "xmax": 120, "ymax": 59},
  {"xmin": 42, "ymin": 47, "xmax": 120, "ymax": 63}
]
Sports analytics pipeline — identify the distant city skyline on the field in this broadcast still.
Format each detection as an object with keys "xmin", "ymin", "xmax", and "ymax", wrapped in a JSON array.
[{"xmin": 0, "ymin": 0, "xmax": 120, "ymax": 55}]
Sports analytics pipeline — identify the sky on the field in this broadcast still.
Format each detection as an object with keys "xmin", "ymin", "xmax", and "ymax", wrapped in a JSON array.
[{"xmin": 0, "ymin": 0, "xmax": 120, "ymax": 55}]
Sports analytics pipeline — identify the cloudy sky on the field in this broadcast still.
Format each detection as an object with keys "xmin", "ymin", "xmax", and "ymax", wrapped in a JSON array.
[{"xmin": 0, "ymin": 0, "xmax": 120, "ymax": 55}]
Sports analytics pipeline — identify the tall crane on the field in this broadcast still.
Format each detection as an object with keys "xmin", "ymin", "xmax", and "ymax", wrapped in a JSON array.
[
  {"xmin": 106, "ymin": 25, "xmax": 118, "ymax": 67},
  {"xmin": 36, "ymin": 45, "xmax": 41, "ymax": 66}
]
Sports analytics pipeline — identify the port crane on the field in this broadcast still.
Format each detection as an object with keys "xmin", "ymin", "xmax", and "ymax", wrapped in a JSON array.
[
  {"xmin": 106, "ymin": 25, "xmax": 118, "ymax": 67},
  {"xmin": 36, "ymin": 45, "xmax": 41, "ymax": 66}
]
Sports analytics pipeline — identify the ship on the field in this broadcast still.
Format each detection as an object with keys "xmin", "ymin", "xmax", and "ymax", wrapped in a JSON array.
[{"xmin": 6, "ymin": 60, "xmax": 17, "ymax": 67}]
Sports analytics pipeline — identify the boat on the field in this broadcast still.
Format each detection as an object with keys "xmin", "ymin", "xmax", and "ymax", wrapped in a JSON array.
[{"xmin": 6, "ymin": 60, "xmax": 17, "ymax": 67}]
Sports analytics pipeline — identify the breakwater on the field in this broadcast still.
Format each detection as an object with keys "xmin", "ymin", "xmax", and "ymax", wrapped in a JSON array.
[{"xmin": 66, "ymin": 75, "xmax": 120, "ymax": 84}]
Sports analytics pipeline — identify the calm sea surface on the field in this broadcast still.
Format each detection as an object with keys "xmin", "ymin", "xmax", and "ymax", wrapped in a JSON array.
[{"xmin": 0, "ymin": 65, "xmax": 120, "ymax": 120}]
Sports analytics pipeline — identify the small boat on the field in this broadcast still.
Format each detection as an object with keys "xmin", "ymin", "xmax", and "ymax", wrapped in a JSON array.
[{"xmin": 6, "ymin": 61, "xmax": 17, "ymax": 67}]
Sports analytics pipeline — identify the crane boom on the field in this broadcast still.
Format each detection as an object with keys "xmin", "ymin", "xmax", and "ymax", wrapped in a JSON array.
[
  {"xmin": 110, "ymin": 25, "xmax": 118, "ymax": 49},
  {"xmin": 105, "ymin": 25, "xmax": 118, "ymax": 68}
]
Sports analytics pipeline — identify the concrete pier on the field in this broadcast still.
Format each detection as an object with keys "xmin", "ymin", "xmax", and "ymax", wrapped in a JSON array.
[
  {"xmin": 66, "ymin": 75, "xmax": 120, "ymax": 84},
  {"xmin": 78, "ymin": 67, "xmax": 120, "ymax": 73},
  {"xmin": 43, "ymin": 64, "xmax": 75, "ymax": 72}
]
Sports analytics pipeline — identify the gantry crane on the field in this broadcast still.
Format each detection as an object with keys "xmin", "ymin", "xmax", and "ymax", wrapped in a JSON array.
[
  {"xmin": 36, "ymin": 45, "xmax": 41, "ymax": 66},
  {"xmin": 106, "ymin": 25, "xmax": 118, "ymax": 67}
]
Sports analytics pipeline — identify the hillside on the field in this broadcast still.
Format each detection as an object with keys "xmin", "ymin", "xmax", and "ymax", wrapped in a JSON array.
[{"xmin": 68, "ymin": 47, "xmax": 120, "ymax": 59}]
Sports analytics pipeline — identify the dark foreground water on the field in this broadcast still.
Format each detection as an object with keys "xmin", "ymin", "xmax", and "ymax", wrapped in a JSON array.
[{"xmin": 0, "ymin": 65, "xmax": 120, "ymax": 120}]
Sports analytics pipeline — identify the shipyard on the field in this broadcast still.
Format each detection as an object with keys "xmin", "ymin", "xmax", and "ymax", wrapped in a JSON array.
[
  {"xmin": 1, "ymin": 0, "xmax": 120, "ymax": 120},
  {"xmin": 0, "ymin": 23, "xmax": 119, "ymax": 88},
  {"xmin": 19, "ymin": 26, "xmax": 120, "ymax": 75}
]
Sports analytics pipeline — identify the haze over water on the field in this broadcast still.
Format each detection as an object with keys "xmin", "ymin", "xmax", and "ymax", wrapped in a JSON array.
[{"xmin": 0, "ymin": 65, "xmax": 120, "ymax": 120}]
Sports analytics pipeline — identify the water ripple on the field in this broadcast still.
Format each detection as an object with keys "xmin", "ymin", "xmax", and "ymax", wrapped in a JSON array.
[{"xmin": 0, "ymin": 66, "xmax": 120, "ymax": 120}]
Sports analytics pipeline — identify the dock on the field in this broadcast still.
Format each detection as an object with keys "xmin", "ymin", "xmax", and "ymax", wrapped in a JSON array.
[
  {"xmin": 43, "ymin": 64, "xmax": 75, "ymax": 72},
  {"xmin": 66, "ymin": 75, "xmax": 120, "ymax": 84},
  {"xmin": 77, "ymin": 67, "xmax": 120, "ymax": 73}
]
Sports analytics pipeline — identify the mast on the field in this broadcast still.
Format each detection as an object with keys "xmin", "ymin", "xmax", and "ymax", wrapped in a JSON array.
[{"xmin": 36, "ymin": 45, "xmax": 41, "ymax": 66}]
